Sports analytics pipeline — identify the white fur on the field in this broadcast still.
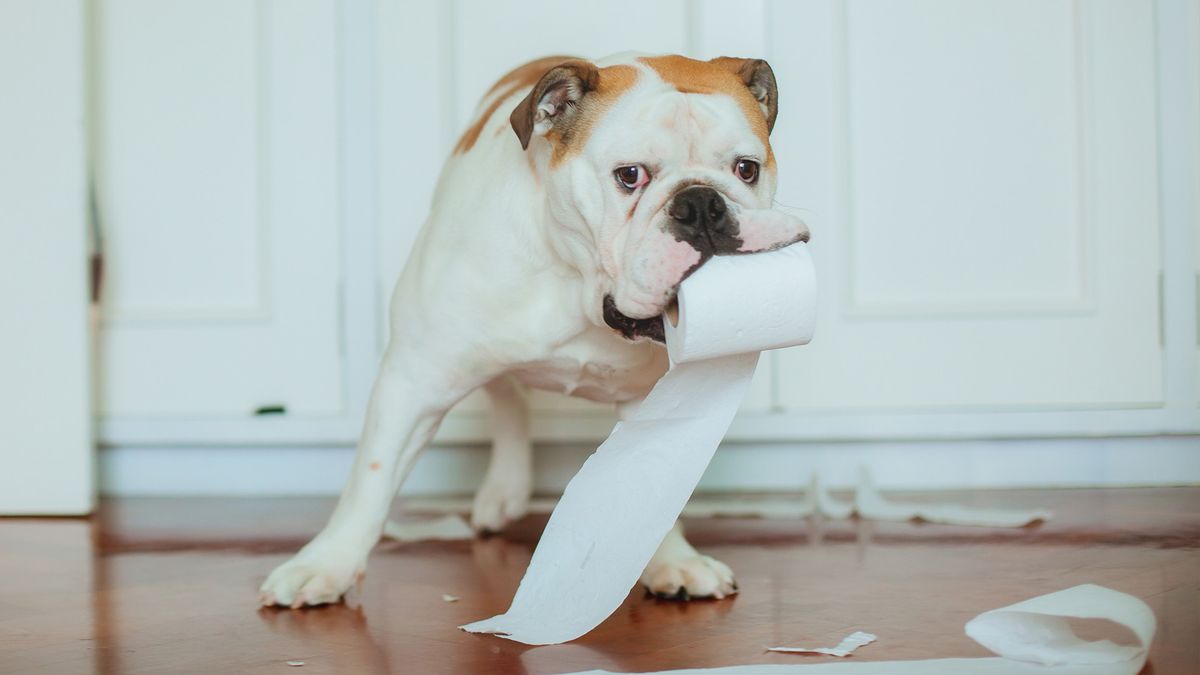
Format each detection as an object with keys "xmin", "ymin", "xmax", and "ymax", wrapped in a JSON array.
[{"xmin": 260, "ymin": 54, "xmax": 807, "ymax": 608}]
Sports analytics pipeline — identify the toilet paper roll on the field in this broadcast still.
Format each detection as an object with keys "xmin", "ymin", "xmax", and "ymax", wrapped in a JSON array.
[
  {"xmin": 665, "ymin": 244, "xmax": 817, "ymax": 363},
  {"xmin": 461, "ymin": 243, "xmax": 817, "ymax": 645}
]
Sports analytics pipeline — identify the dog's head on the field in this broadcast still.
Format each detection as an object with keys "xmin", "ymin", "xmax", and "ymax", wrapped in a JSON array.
[{"xmin": 511, "ymin": 54, "xmax": 809, "ymax": 342}]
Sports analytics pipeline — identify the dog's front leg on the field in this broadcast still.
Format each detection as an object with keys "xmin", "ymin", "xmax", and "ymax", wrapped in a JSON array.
[
  {"xmin": 259, "ymin": 351, "xmax": 472, "ymax": 608},
  {"xmin": 641, "ymin": 520, "xmax": 737, "ymax": 600}
]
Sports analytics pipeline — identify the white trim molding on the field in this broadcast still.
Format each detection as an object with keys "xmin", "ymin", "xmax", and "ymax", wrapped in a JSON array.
[{"xmin": 101, "ymin": 435, "xmax": 1200, "ymax": 497}]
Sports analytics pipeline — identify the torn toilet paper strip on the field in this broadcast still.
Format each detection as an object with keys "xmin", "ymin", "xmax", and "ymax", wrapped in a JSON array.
[
  {"xmin": 401, "ymin": 471, "xmax": 1049, "ymax": 526},
  {"xmin": 564, "ymin": 584, "xmax": 1155, "ymax": 675},
  {"xmin": 767, "ymin": 631, "xmax": 877, "ymax": 657},
  {"xmin": 808, "ymin": 470, "xmax": 1050, "ymax": 527},
  {"xmin": 380, "ymin": 514, "xmax": 474, "ymax": 542},
  {"xmin": 461, "ymin": 243, "xmax": 817, "ymax": 645}
]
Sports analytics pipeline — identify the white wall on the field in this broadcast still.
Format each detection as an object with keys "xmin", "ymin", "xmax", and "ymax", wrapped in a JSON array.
[
  {"xmin": 0, "ymin": 0, "xmax": 94, "ymax": 513},
  {"xmin": 85, "ymin": 0, "xmax": 1200, "ymax": 495}
]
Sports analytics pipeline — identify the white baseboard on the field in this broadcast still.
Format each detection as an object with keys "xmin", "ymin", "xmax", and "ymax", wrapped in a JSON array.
[{"xmin": 100, "ymin": 435, "xmax": 1200, "ymax": 496}]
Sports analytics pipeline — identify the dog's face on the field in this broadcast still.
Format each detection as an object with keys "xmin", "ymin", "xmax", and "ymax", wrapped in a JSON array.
[{"xmin": 511, "ymin": 54, "xmax": 809, "ymax": 342}]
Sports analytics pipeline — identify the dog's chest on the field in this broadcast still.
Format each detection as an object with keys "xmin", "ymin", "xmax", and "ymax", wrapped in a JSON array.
[{"xmin": 509, "ymin": 333, "xmax": 668, "ymax": 403}]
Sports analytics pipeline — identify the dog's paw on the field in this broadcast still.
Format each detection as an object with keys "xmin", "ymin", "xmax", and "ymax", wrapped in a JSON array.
[
  {"xmin": 471, "ymin": 476, "xmax": 531, "ymax": 533},
  {"xmin": 259, "ymin": 548, "xmax": 365, "ymax": 609},
  {"xmin": 641, "ymin": 553, "xmax": 737, "ymax": 600}
]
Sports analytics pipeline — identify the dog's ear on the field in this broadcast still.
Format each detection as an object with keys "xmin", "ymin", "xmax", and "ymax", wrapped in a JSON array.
[
  {"xmin": 510, "ymin": 60, "xmax": 600, "ymax": 150},
  {"xmin": 710, "ymin": 57, "xmax": 778, "ymax": 134}
]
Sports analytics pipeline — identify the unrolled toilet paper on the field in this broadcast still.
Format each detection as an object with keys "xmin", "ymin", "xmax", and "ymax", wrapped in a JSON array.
[
  {"xmin": 564, "ymin": 584, "xmax": 1156, "ymax": 675},
  {"xmin": 461, "ymin": 243, "xmax": 817, "ymax": 645}
]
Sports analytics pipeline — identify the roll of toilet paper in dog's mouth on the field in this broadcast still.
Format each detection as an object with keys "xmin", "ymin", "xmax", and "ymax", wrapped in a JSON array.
[
  {"xmin": 461, "ymin": 243, "xmax": 817, "ymax": 645},
  {"xmin": 664, "ymin": 244, "xmax": 817, "ymax": 362}
]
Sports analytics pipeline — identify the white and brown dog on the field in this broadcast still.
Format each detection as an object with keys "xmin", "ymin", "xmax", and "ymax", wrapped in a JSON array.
[{"xmin": 260, "ymin": 53, "xmax": 809, "ymax": 608}]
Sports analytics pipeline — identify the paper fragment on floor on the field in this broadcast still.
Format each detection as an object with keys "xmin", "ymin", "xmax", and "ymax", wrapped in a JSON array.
[
  {"xmin": 854, "ymin": 468, "xmax": 1050, "ymax": 527},
  {"xmin": 400, "ymin": 470, "xmax": 1049, "ymax": 528},
  {"xmin": 767, "ymin": 631, "xmax": 877, "ymax": 657},
  {"xmin": 380, "ymin": 514, "xmax": 474, "ymax": 542},
  {"xmin": 806, "ymin": 469, "xmax": 1050, "ymax": 527},
  {"xmin": 562, "ymin": 584, "xmax": 1154, "ymax": 675},
  {"xmin": 805, "ymin": 473, "xmax": 853, "ymax": 520}
]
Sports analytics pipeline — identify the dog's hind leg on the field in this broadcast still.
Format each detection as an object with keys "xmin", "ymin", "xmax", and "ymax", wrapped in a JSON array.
[{"xmin": 471, "ymin": 375, "xmax": 533, "ymax": 533}]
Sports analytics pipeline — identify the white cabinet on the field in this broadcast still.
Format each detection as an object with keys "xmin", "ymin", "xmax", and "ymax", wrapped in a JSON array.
[
  {"xmin": 97, "ymin": 0, "xmax": 1198, "ymax": 451},
  {"xmin": 95, "ymin": 0, "xmax": 343, "ymax": 419},
  {"xmin": 773, "ymin": 0, "xmax": 1163, "ymax": 411}
]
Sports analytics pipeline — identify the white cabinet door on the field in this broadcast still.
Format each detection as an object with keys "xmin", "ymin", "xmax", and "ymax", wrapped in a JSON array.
[
  {"xmin": 376, "ymin": 0, "xmax": 775, "ymax": 444},
  {"xmin": 773, "ymin": 0, "xmax": 1163, "ymax": 412},
  {"xmin": 0, "ymin": 0, "xmax": 93, "ymax": 514},
  {"xmin": 95, "ymin": 0, "xmax": 343, "ymax": 419}
]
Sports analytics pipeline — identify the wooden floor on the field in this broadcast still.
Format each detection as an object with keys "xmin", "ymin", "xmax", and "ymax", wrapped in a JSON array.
[{"xmin": 1, "ymin": 488, "xmax": 1197, "ymax": 674}]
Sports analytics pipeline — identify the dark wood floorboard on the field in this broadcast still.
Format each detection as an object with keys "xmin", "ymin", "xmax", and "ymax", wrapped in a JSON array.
[{"xmin": 0, "ymin": 488, "xmax": 1197, "ymax": 674}]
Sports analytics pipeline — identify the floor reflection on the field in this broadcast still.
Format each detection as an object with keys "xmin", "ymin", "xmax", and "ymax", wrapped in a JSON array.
[
  {"xmin": 3, "ymin": 489, "xmax": 1187, "ymax": 674},
  {"xmin": 256, "ymin": 602, "xmax": 392, "ymax": 673}
]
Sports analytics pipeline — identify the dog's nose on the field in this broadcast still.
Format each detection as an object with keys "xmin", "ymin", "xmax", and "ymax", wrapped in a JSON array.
[
  {"xmin": 667, "ymin": 186, "xmax": 740, "ymax": 254},
  {"xmin": 670, "ymin": 186, "xmax": 725, "ymax": 226}
]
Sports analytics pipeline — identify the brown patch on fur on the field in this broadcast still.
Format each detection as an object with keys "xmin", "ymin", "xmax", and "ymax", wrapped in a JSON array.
[
  {"xmin": 639, "ymin": 55, "xmax": 775, "ymax": 167},
  {"xmin": 526, "ymin": 151, "xmax": 540, "ymax": 183},
  {"xmin": 454, "ymin": 55, "xmax": 577, "ymax": 155},
  {"xmin": 546, "ymin": 64, "xmax": 639, "ymax": 167},
  {"xmin": 487, "ymin": 55, "xmax": 577, "ymax": 98}
]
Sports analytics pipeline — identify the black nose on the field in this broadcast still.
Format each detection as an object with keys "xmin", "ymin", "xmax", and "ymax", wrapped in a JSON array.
[{"xmin": 667, "ymin": 186, "xmax": 741, "ymax": 255}]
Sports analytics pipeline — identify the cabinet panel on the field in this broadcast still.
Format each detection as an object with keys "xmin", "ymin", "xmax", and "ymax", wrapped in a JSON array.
[
  {"xmin": 97, "ymin": 0, "xmax": 342, "ymax": 417},
  {"xmin": 100, "ymin": 1, "xmax": 262, "ymax": 320},
  {"xmin": 773, "ymin": 0, "xmax": 1162, "ymax": 411},
  {"xmin": 846, "ymin": 0, "xmax": 1084, "ymax": 312}
]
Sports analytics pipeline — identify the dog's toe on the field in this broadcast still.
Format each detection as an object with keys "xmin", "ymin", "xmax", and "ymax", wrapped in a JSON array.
[{"xmin": 652, "ymin": 586, "xmax": 691, "ymax": 601}]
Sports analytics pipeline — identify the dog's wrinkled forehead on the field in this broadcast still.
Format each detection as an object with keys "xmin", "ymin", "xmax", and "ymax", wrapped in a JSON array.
[
  {"xmin": 637, "ymin": 55, "xmax": 774, "ymax": 155},
  {"xmin": 509, "ymin": 54, "xmax": 778, "ymax": 166}
]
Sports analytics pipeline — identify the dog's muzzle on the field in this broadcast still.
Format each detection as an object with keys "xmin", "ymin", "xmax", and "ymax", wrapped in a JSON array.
[{"xmin": 601, "ymin": 187, "xmax": 744, "ymax": 343}]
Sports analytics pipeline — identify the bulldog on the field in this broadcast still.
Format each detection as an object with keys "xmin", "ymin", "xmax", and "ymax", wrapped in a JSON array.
[{"xmin": 260, "ymin": 52, "xmax": 809, "ymax": 608}]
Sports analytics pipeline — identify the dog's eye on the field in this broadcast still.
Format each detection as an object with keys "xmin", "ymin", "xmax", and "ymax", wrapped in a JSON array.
[
  {"xmin": 614, "ymin": 165, "xmax": 650, "ymax": 191},
  {"xmin": 734, "ymin": 159, "xmax": 759, "ymax": 184}
]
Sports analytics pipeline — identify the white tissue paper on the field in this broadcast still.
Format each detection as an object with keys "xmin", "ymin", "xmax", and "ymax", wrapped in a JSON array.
[
  {"xmin": 565, "ymin": 584, "xmax": 1156, "ymax": 675},
  {"xmin": 461, "ymin": 243, "xmax": 817, "ymax": 645},
  {"xmin": 401, "ymin": 471, "xmax": 1049, "ymax": 525},
  {"xmin": 806, "ymin": 469, "xmax": 1050, "ymax": 527},
  {"xmin": 381, "ymin": 514, "xmax": 474, "ymax": 542},
  {"xmin": 768, "ymin": 631, "xmax": 878, "ymax": 657}
]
